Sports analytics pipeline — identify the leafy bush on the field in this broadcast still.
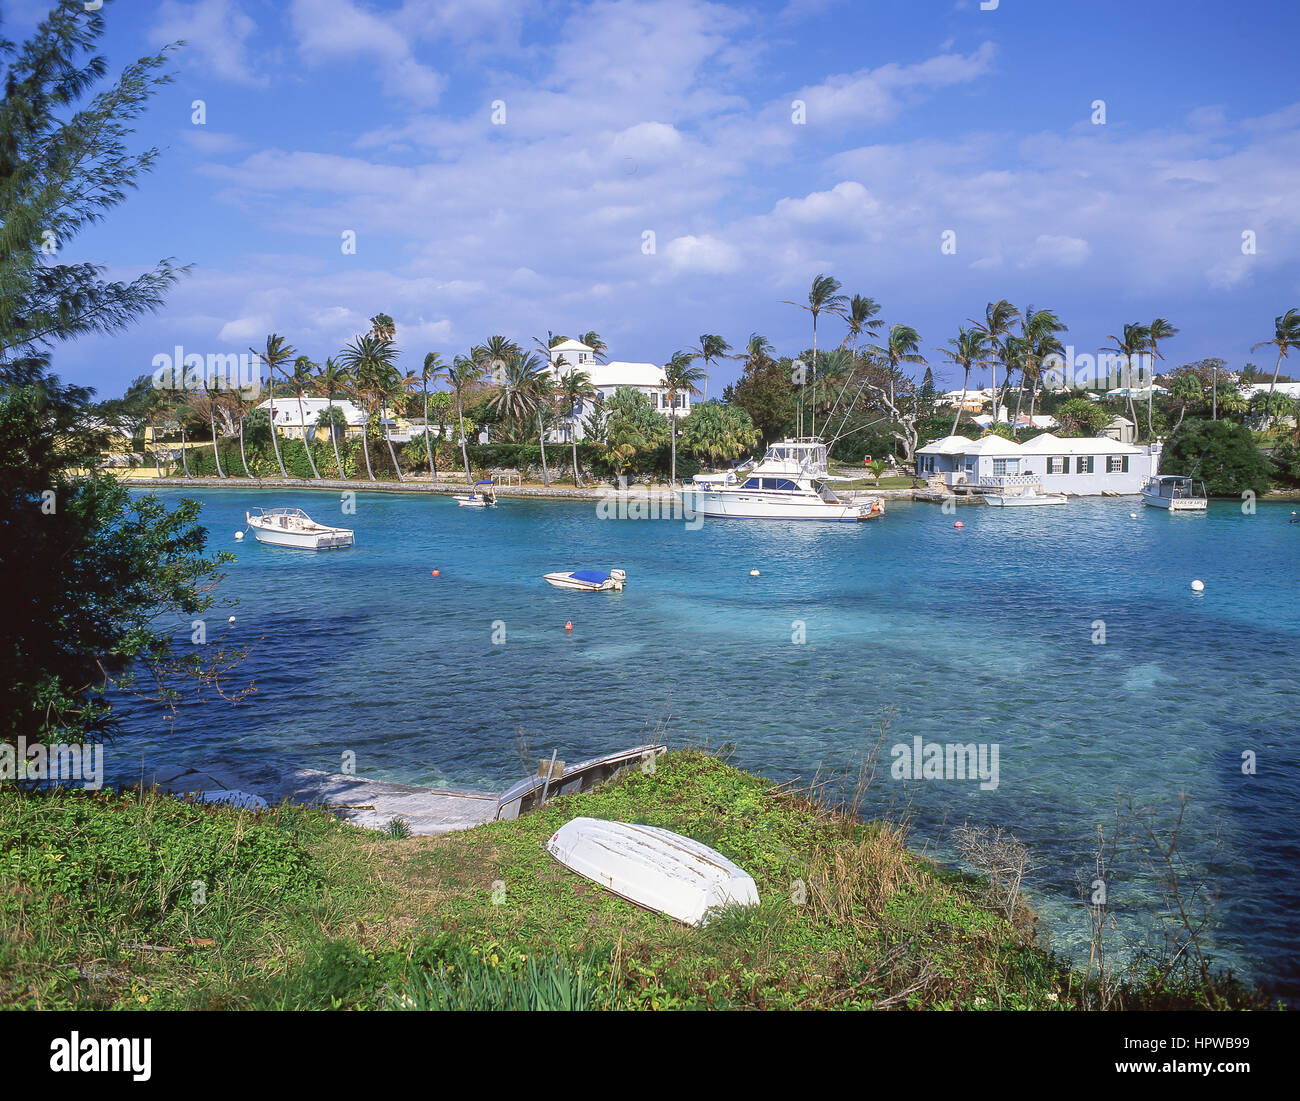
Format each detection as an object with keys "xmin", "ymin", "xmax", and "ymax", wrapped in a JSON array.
[
  {"xmin": 1270, "ymin": 439, "xmax": 1300, "ymax": 488},
  {"xmin": 1161, "ymin": 417, "xmax": 1272, "ymax": 497}
]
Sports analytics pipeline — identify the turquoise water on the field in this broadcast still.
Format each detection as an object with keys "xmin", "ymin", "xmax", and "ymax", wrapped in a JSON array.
[{"xmin": 115, "ymin": 488, "xmax": 1300, "ymax": 996}]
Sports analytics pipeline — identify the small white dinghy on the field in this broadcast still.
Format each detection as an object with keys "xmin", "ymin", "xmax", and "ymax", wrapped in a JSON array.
[
  {"xmin": 545, "ymin": 817, "xmax": 759, "ymax": 925},
  {"xmin": 542, "ymin": 568, "xmax": 626, "ymax": 592},
  {"xmin": 245, "ymin": 507, "xmax": 353, "ymax": 549}
]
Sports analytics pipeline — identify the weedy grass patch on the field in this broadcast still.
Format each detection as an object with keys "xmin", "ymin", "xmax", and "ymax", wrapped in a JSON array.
[{"xmin": 0, "ymin": 750, "xmax": 1265, "ymax": 1010}]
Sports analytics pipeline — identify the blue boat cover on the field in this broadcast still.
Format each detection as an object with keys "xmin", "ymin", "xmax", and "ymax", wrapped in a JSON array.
[{"xmin": 570, "ymin": 570, "xmax": 611, "ymax": 584}]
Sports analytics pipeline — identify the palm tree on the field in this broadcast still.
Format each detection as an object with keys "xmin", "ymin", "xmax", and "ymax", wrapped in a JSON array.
[
  {"xmin": 418, "ymin": 352, "xmax": 446, "ymax": 478},
  {"xmin": 662, "ymin": 350, "xmax": 706, "ymax": 485},
  {"xmin": 230, "ymin": 384, "xmax": 254, "ymax": 478},
  {"xmin": 939, "ymin": 328, "xmax": 991, "ymax": 435},
  {"xmin": 490, "ymin": 351, "xmax": 551, "ymax": 484},
  {"xmin": 786, "ymin": 274, "xmax": 848, "ymax": 437},
  {"xmin": 557, "ymin": 365, "xmax": 596, "ymax": 486},
  {"xmin": 745, "ymin": 332, "xmax": 775, "ymax": 363},
  {"xmin": 172, "ymin": 390, "xmax": 192, "ymax": 478},
  {"xmin": 476, "ymin": 335, "xmax": 520, "ymax": 382},
  {"xmin": 865, "ymin": 324, "xmax": 926, "ymax": 459},
  {"xmin": 200, "ymin": 372, "xmax": 227, "ymax": 479},
  {"xmin": 691, "ymin": 334, "xmax": 732, "ymax": 403},
  {"xmin": 1143, "ymin": 318, "xmax": 1178, "ymax": 437},
  {"xmin": 1018, "ymin": 307, "xmax": 1068, "ymax": 429},
  {"xmin": 289, "ymin": 354, "xmax": 321, "ymax": 479},
  {"xmin": 868, "ymin": 324, "xmax": 926, "ymax": 385},
  {"xmin": 446, "ymin": 355, "xmax": 484, "ymax": 483},
  {"xmin": 1251, "ymin": 308, "xmax": 1300, "ymax": 430},
  {"xmin": 338, "ymin": 334, "xmax": 402, "ymax": 481},
  {"xmin": 1101, "ymin": 322, "xmax": 1152, "ymax": 437},
  {"xmin": 369, "ymin": 313, "xmax": 397, "ymax": 341},
  {"xmin": 252, "ymin": 334, "xmax": 296, "ymax": 477},
  {"xmin": 969, "ymin": 300, "xmax": 1020, "ymax": 420},
  {"xmin": 578, "ymin": 331, "xmax": 608, "ymax": 362},
  {"xmin": 317, "ymin": 357, "xmax": 349, "ymax": 479},
  {"xmin": 841, "ymin": 294, "xmax": 883, "ymax": 354}
]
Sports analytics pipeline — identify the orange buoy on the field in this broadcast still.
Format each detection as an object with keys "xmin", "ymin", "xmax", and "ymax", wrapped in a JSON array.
[
  {"xmin": 431, "ymin": 569, "xmax": 440, "ymax": 577},
  {"xmin": 954, "ymin": 521, "xmax": 964, "ymax": 529},
  {"xmin": 564, "ymin": 621, "xmax": 573, "ymax": 631}
]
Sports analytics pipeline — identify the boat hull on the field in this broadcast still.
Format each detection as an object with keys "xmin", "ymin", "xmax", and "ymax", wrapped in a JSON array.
[
  {"xmin": 543, "ymin": 570, "xmax": 625, "ymax": 591},
  {"xmin": 1141, "ymin": 491, "xmax": 1207, "ymax": 511},
  {"xmin": 497, "ymin": 744, "xmax": 666, "ymax": 820},
  {"xmin": 249, "ymin": 524, "xmax": 353, "ymax": 549},
  {"xmin": 680, "ymin": 489, "xmax": 881, "ymax": 522},
  {"xmin": 984, "ymin": 493, "xmax": 1067, "ymax": 507},
  {"xmin": 546, "ymin": 816, "xmax": 759, "ymax": 925}
]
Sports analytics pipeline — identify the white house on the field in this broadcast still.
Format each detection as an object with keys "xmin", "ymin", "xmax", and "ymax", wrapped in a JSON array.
[
  {"xmin": 1100, "ymin": 415, "xmax": 1136, "ymax": 445},
  {"xmin": 546, "ymin": 340, "xmax": 691, "ymax": 442},
  {"xmin": 1243, "ymin": 381, "xmax": 1300, "ymax": 400},
  {"xmin": 256, "ymin": 397, "xmax": 366, "ymax": 440},
  {"xmin": 916, "ymin": 433, "xmax": 1157, "ymax": 495}
]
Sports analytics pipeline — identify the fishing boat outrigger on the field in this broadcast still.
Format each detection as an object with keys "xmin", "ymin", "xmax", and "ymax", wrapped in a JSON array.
[{"xmin": 454, "ymin": 479, "xmax": 498, "ymax": 508}]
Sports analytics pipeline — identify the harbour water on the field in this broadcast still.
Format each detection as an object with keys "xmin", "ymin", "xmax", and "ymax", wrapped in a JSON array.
[{"xmin": 113, "ymin": 488, "xmax": 1300, "ymax": 997}]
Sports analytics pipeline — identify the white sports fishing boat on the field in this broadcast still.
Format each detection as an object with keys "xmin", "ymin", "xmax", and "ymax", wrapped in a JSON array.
[
  {"xmin": 245, "ymin": 507, "xmax": 354, "ymax": 549},
  {"xmin": 453, "ymin": 479, "xmax": 497, "ymax": 507},
  {"xmin": 546, "ymin": 817, "xmax": 759, "ymax": 925},
  {"xmin": 680, "ymin": 438, "xmax": 884, "ymax": 522},
  {"xmin": 1141, "ymin": 475, "xmax": 1208, "ymax": 511},
  {"xmin": 542, "ymin": 568, "xmax": 627, "ymax": 591}
]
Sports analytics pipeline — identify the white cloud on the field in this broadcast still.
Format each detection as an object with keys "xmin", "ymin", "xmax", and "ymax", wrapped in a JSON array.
[
  {"xmin": 663, "ymin": 234, "xmax": 742, "ymax": 274},
  {"xmin": 1021, "ymin": 234, "xmax": 1091, "ymax": 269},
  {"xmin": 150, "ymin": 0, "xmax": 266, "ymax": 86},
  {"xmin": 289, "ymin": 0, "xmax": 446, "ymax": 104}
]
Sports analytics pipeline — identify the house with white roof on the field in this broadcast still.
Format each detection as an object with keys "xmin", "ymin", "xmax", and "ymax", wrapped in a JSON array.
[
  {"xmin": 256, "ymin": 396, "xmax": 366, "ymax": 441},
  {"xmin": 545, "ymin": 340, "xmax": 690, "ymax": 442},
  {"xmin": 916, "ymin": 433, "xmax": 1157, "ymax": 495}
]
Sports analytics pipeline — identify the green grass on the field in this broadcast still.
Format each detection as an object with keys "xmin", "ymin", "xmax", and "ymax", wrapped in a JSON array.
[{"xmin": 0, "ymin": 751, "xmax": 1264, "ymax": 1010}]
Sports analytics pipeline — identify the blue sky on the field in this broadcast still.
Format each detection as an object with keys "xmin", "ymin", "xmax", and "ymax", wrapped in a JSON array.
[{"xmin": 9, "ymin": 0, "xmax": 1300, "ymax": 396}]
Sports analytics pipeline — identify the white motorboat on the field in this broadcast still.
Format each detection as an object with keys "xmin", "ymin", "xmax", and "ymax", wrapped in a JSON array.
[
  {"xmin": 542, "ymin": 568, "xmax": 626, "ymax": 592},
  {"xmin": 680, "ymin": 438, "xmax": 884, "ymax": 522},
  {"xmin": 453, "ymin": 479, "xmax": 498, "ymax": 508},
  {"xmin": 982, "ymin": 484, "xmax": 1068, "ymax": 507},
  {"xmin": 545, "ymin": 817, "xmax": 760, "ymax": 925},
  {"xmin": 245, "ymin": 507, "xmax": 354, "ymax": 549},
  {"xmin": 1141, "ymin": 475, "xmax": 1208, "ymax": 511}
]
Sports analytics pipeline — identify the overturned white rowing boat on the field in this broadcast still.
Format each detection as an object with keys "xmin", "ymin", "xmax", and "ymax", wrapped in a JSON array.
[
  {"xmin": 542, "ymin": 568, "xmax": 626, "ymax": 591},
  {"xmin": 496, "ymin": 744, "xmax": 666, "ymax": 821},
  {"xmin": 245, "ymin": 507, "xmax": 353, "ymax": 549},
  {"xmin": 545, "ymin": 817, "xmax": 760, "ymax": 925}
]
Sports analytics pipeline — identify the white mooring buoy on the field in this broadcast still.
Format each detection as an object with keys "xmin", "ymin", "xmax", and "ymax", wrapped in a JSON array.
[
  {"xmin": 234, "ymin": 531, "xmax": 244, "ymax": 540},
  {"xmin": 750, "ymin": 569, "xmax": 760, "ymax": 578},
  {"xmin": 1191, "ymin": 579, "xmax": 1205, "ymax": 593}
]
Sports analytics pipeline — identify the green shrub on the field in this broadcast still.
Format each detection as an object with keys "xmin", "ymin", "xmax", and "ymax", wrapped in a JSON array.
[{"xmin": 1161, "ymin": 417, "xmax": 1272, "ymax": 497}]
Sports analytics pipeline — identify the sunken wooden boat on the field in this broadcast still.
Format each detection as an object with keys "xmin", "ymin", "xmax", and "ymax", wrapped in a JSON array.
[
  {"xmin": 545, "ymin": 817, "xmax": 760, "ymax": 925},
  {"xmin": 495, "ymin": 743, "xmax": 665, "ymax": 821}
]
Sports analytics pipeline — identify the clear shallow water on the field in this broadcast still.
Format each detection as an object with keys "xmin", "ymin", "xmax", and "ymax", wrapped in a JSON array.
[{"xmin": 114, "ymin": 488, "xmax": 1300, "ymax": 997}]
